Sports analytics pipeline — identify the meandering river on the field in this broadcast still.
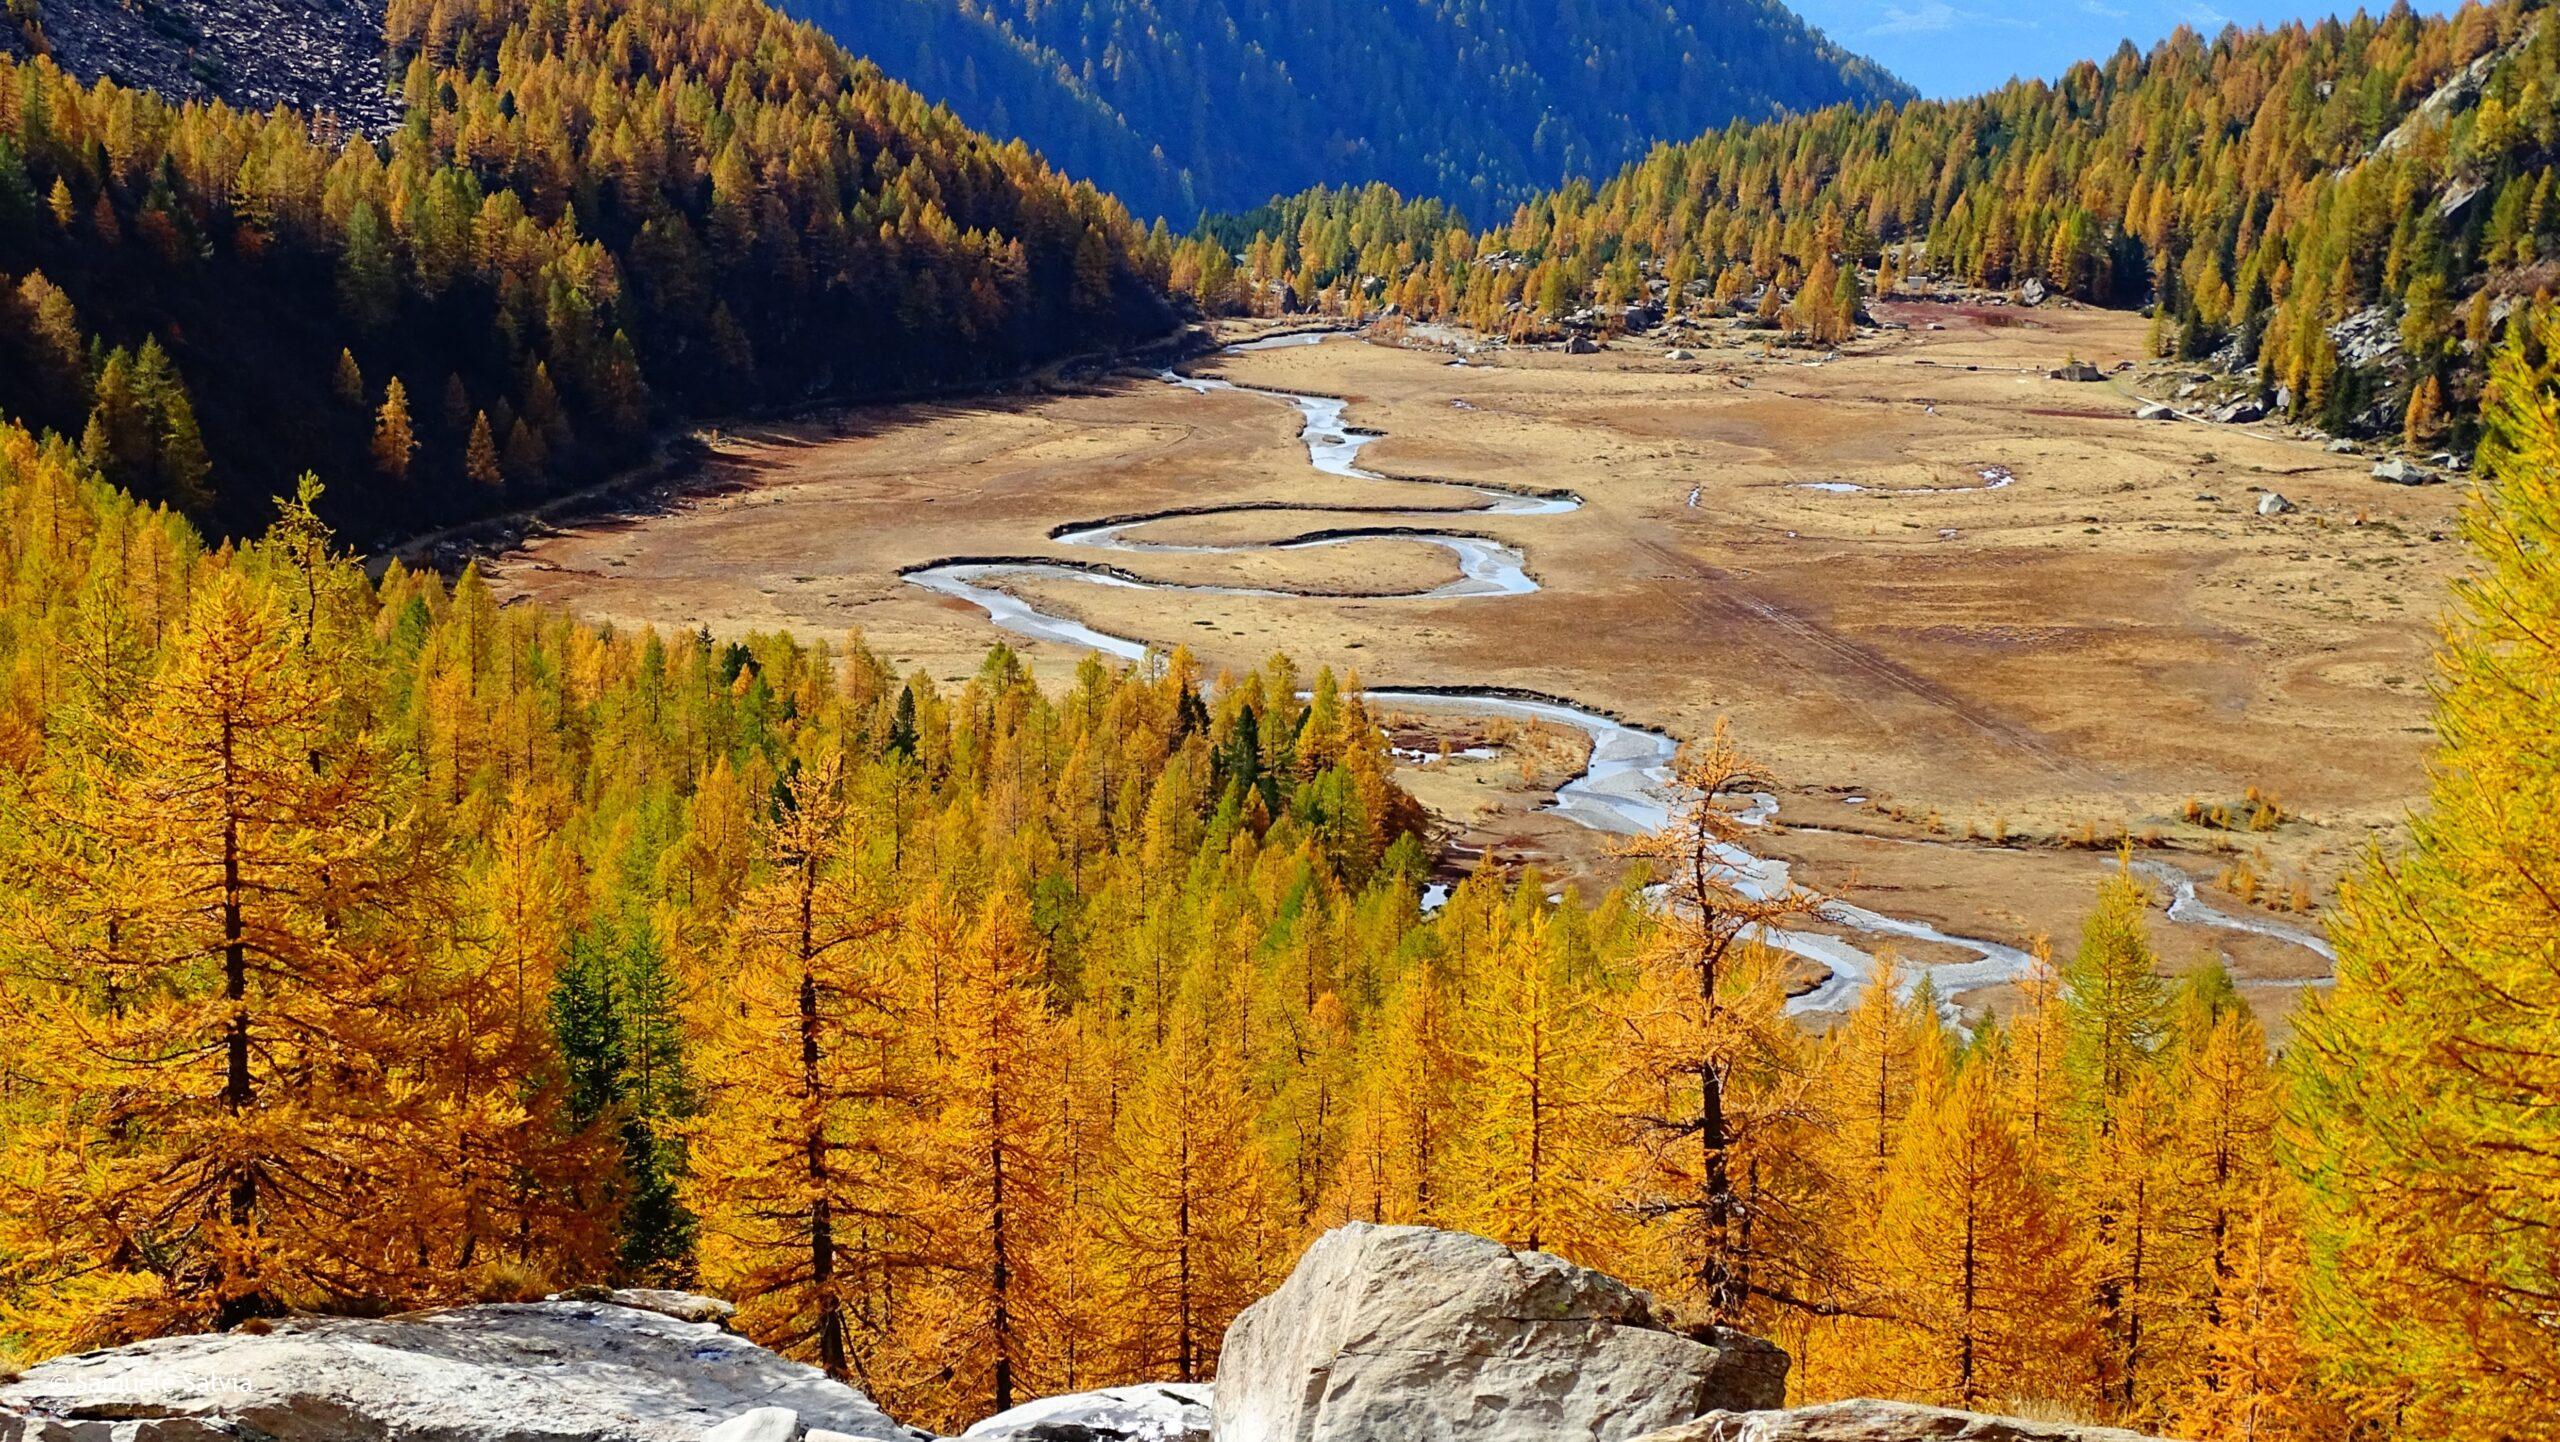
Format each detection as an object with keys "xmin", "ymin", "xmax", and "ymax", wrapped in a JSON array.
[
  {"xmin": 906, "ymin": 332, "xmax": 1568, "ymax": 642},
  {"xmin": 902, "ymin": 333, "xmax": 2329, "ymax": 1012}
]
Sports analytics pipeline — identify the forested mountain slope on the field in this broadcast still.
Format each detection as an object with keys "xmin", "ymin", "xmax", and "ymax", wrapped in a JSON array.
[
  {"xmin": 1179, "ymin": 1, "xmax": 2556, "ymax": 445},
  {"xmin": 0, "ymin": 0, "xmax": 1171, "ymax": 543},
  {"xmin": 777, "ymin": 0, "xmax": 1913, "ymax": 221}
]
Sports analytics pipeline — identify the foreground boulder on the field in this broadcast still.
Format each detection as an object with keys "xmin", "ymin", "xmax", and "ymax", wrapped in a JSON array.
[
  {"xmin": 1633, "ymin": 1400, "xmax": 2173, "ymax": 1442},
  {"xmin": 959, "ymin": 1383, "xmax": 1210, "ymax": 1440},
  {"xmin": 1212, "ymin": 1223, "xmax": 1786, "ymax": 1442},
  {"xmin": 0, "ymin": 1298, "xmax": 923, "ymax": 1442}
]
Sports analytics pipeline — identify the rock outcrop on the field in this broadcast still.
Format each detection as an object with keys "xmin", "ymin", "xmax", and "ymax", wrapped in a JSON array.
[
  {"xmin": 0, "ymin": 1297, "xmax": 923, "ymax": 1442},
  {"xmin": 1211, "ymin": 1222, "xmax": 1787, "ymax": 1442},
  {"xmin": 1632, "ymin": 1400, "xmax": 2174, "ymax": 1442},
  {"xmin": 959, "ymin": 1383, "xmax": 1211, "ymax": 1441},
  {"xmin": 12, "ymin": 0, "xmax": 402, "ymax": 134},
  {"xmin": 2373, "ymin": 21, "xmax": 2538, "ymax": 158}
]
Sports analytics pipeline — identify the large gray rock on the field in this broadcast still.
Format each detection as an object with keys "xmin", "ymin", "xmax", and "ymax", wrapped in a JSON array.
[
  {"xmin": 2372, "ymin": 457, "xmax": 2439, "ymax": 485},
  {"xmin": 1211, "ymin": 1223, "xmax": 1786, "ymax": 1442},
  {"xmin": 960, "ymin": 1383, "xmax": 1210, "ymax": 1441},
  {"xmin": 0, "ymin": 1300, "xmax": 924, "ymax": 1442},
  {"xmin": 1633, "ymin": 1400, "xmax": 2171, "ymax": 1442}
]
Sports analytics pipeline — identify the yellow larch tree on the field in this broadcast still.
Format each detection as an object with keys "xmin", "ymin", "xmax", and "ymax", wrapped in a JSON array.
[
  {"xmin": 1323, "ymin": 898, "xmax": 1472, "ymax": 1229},
  {"xmin": 1101, "ymin": 997, "xmax": 1273, "ymax": 1384},
  {"xmin": 372, "ymin": 378, "xmax": 417, "ymax": 481},
  {"xmin": 1996, "ymin": 941, "xmax": 2071, "ymax": 1169},
  {"xmin": 1812, "ymin": 954, "xmax": 1942, "ymax": 1224},
  {"xmin": 2172, "ymin": 1182, "xmax": 2332, "ymax": 1442},
  {"xmin": 2162, "ymin": 991, "xmax": 2281, "ymax": 1422},
  {"xmin": 899, "ymin": 888, "xmax": 1067, "ymax": 1431},
  {"xmin": 2085, "ymin": 1069, "xmax": 2181, "ymax": 1418},
  {"xmin": 1611, "ymin": 720, "xmax": 1832, "ymax": 1323},
  {"xmin": 684, "ymin": 755, "xmax": 900, "ymax": 1383},
  {"xmin": 1793, "ymin": 959, "xmax": 1950, "ymax": 1403},
  {"xmin": 1448, "ymin": 907, "xmax": 1624, "ymax": 1265},
  {"xmin": 2059, "ymin": 861, "xmax": 2173, "ymax": 1413},
  {"xmin": 1025, "ymin": 1009, "xmax": 1127, "ymax": 1397},
  {"xmin": 1870, "ymin": 1061, "xmax": 2091, "ymax": 1411},
  {"xmin": 2288, "ymin": 339, "xmax": 2560, "ymax": 1439},
  {"xmin": 0, "ymin": 573, "xmax": 445, "ymax": 1347},
  {"xmin": 427, "ymin": 789, "xmax": 616, "ymax": 1283},
  {"xmin": 1262, "ymin": 974, "xmax": 1357, "ymax": 1232}
]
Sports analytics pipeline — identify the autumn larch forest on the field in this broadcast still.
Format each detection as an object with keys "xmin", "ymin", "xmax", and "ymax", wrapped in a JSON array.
[{"xmin": 0, "ymin": 0, "xmax": 2553, "ymax": 1439}]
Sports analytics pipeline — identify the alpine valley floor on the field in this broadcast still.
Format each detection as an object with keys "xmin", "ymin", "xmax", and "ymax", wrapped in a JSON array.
[{"xmin": 486, "ymin": 301, "xmax": 2464, "ymax": 1030}]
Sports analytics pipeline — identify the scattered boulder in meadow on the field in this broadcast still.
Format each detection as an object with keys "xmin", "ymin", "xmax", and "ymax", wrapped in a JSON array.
[
  {"xmin": 2135, "ymin": 402, "xmax": 2178, "ymax": 421},
  {"xmin": 2048, "ymin": 360, "xmax": 2103, "ymax": 382},
  {"xmin": 1211, "ymin": 1222, "xmax": 1787, "ymax": 1442},
  {"xmin": 2257, "ymin": 492, "xmax": 2296, "ymax": 516},
  {"xmin": 1632, "ymin": 1399, "xmax": 2174, "ymax": 1442},
  {"xmin": 2371, "ymin": 457, "xmax": 2439, "ymax": 485},
  {"xmin": 1563, "ymin": 334, "xmax": 1601, "ymax": 355}
]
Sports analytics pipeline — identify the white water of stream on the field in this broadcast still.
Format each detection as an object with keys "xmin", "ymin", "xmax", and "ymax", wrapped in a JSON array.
[
  {"xmin": 902, "ymin": 334, "xmax": 2333, "ymax": 1012},
  {"xmin": 908, "ymin": 331, "xmax": 1568, "ymax": 634}
]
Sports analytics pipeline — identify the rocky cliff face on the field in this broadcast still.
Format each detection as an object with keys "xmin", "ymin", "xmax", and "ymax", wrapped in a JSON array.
[{"xmin": 3, "ymin": 0, "xmax": 399, "ymax": 133}]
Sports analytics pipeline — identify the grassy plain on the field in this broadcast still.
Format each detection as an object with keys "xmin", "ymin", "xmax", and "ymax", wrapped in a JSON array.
[{"xmin": 489, "ymin": 302, "xmax": 2462, "ymax": 1019}]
